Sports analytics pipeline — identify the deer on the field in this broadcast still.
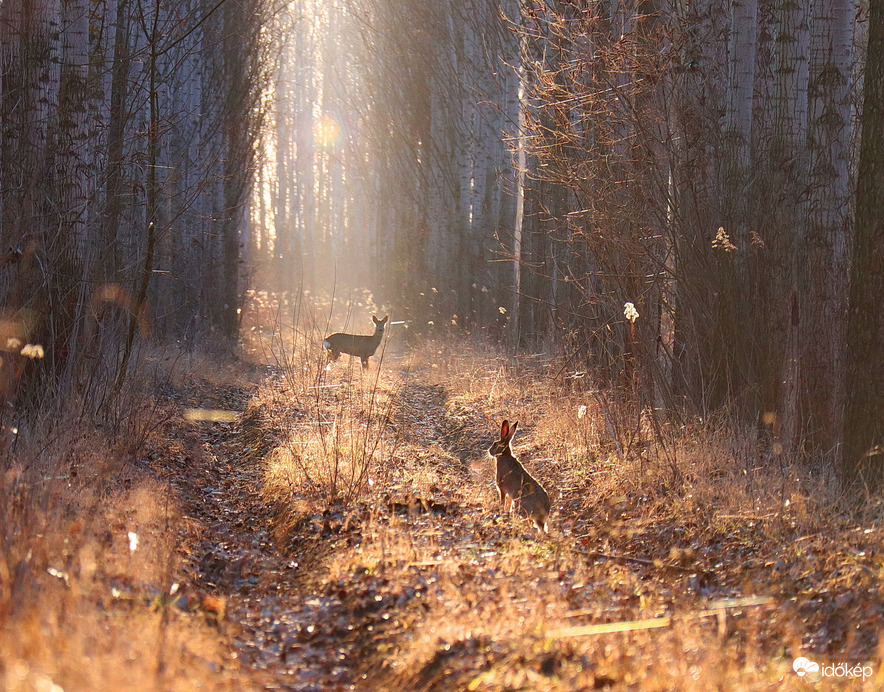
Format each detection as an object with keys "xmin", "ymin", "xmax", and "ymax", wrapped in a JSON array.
[{"xmin": 322, "ymin": 315, "xmax": 389, "ymax": 369}]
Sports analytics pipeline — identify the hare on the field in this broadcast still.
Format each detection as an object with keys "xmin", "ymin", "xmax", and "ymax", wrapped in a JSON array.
[
  {"xmin": 323, "ymin": 315, "xmax": 389, "ymax": 369},
  {"xmin": 488, "ymin": 420, "xmax": 551, "ymax": 532}
]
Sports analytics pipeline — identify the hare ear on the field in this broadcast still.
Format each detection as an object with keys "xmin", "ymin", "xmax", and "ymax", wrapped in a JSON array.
[
  {"xmin": 509, "ymin": 421, "xmax": 519, "ymax": 439},
  {"xmin": 500, "ymin": 420, "xmax": 510, "ymax": 439}
]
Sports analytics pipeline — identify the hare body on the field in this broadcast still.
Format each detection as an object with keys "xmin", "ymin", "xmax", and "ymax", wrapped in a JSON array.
[
  {"xmin": 323, "ymin": 315, "xmax": 389, "ymax": 369},
  {"xmin": 488, "ymin": 420, "xmax": 550, "ymax": 532}
]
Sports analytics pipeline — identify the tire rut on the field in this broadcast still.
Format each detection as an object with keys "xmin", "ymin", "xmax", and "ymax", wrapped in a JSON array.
[
  {"xmin": 391, "ymin": 378, "xmax": 489, "ymax": 481},
  {"xmin": 167, "ymin": 385, "xmax": 358, "ymax": 691}
]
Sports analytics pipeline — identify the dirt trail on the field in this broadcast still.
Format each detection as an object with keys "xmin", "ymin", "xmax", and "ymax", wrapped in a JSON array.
[
  {"xmin": 159, "ymin": 376, "xmax": 354, "ymax": 690},
  {"xmin": 163, "ymin": 359, "xmax": 494, "ymax": 690},
  {"xmin": 167, "ymin": 359, "xmax": 697, "ymax": 689},
  {"xmin": 161, "ymin": 350, "xmax": 884, "ymax": 691},
  {"xmin": 4, "ymin": 339, "xmax": 879, "ymax": 690}
]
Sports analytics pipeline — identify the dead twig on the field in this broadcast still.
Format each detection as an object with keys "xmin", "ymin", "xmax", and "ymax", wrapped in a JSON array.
[{"xmin": 549, "ymin": 596, "xmax": 776, "ymax": 638}]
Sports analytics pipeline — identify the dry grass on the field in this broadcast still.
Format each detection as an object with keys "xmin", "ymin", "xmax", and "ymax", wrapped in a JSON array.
[
  {"xmin": 4, "ymin": 301, "xmax": 882, "ymax": 690},
  {"xmin": 248, "ymin": 302, "xmax": 400, "ymax": 510},
  {"xmin": 0, "ymin": 476, "xmax": 236, "ymax": 691},
  {"xmin": 0, "ymin": 348, "xmax": 250, "ymax": 692},
  {"xmin": 254, "ymin": 333, "xmax": 884, "ymax": 690}
]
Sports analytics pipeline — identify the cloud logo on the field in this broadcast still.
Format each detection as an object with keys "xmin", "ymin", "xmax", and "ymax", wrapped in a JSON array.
[{"xmin": 793, "ymin": 657, "xmax": 821, "ymax": 679}]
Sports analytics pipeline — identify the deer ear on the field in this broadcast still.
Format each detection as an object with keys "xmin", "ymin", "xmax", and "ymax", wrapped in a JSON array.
[
  {"xmin": 382, "ymin": 315, "xmax": 389, "ymax": 324},
  {"xmin": 373, "ymin": 315, "xmax": 379, "ymax": 324}
]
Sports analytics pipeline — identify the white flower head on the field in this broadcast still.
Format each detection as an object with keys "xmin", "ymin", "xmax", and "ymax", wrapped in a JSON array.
[{"xmin": 623, "ymin": 302, "xmax": 639, "ymax": 323}]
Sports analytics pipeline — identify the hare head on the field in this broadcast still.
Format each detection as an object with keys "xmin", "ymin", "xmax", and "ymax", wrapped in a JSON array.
[{"xmin": 488, "ymin": 419, "xmax": 518, "ymax": 457}]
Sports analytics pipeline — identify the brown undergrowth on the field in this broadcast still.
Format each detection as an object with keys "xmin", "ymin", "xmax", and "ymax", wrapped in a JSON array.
[
  {"xmin": 0, "ymin": 348, "xmax": 259, "ymax": 691},
  {"xmin": 3, "ymin": 313, "xmax": 883, "ymax": 691},
  {"xmin": 253, "ymin": 334, "xmax": 884, "ymax": 691}
]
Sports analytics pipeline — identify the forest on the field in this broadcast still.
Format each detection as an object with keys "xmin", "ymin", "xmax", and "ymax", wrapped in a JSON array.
[{"xmin": 1, "ymin": 0, "xmax": 882, "ymax": 689}]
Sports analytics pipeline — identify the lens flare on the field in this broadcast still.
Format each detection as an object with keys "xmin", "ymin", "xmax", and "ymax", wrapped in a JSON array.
[{"xmin": 313, "ymin": 114, "xmax": 341, "ymax": 148}]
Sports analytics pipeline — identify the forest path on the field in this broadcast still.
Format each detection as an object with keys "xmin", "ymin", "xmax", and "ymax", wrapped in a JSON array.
[
  {"xmin": 165, "ymin": 351, "xmax": 501, "ymax": 690},
  {"xmin": 168, "ymin": 350, "xmax": 745, "ymax": 691},
  {"xmin": 163, "ymin": 343, "xmax": 884, "ymax": 691},
  {"xmin": 165, "ymin": 374, "xmax": 357, "ymax": 690}
]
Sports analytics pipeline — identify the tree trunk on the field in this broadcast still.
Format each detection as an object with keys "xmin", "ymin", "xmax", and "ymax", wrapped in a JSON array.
[
  {"xmin": 842, "ymin": 0, "xmax": 884, "ymax": 485},
  {"xmin": 511, "ymin": 63, "xmax": 526, "ymax": 347},
  {"xmin": 762, "ymin": 0, "xmax": 810, "ymax": 455},
  {"xmin": 801, "ymin": 0, "xmax": 855, "ymax": 455}
]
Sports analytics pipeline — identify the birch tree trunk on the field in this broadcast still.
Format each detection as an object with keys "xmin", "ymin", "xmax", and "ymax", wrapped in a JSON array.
[
  {"xmin": 511, "ymin": 64, "xmax": 527, "ymax": 346},
  {"xmin": 717, "ymin": 0, "xmax": 760, "ymax": 416},
  {"xmin": 54, "ymin": 0, "xmax": 92, "ymax": 394},
  {"xmin": 725, "ymin": 0, "xmax": 758, "ymax": 174}
]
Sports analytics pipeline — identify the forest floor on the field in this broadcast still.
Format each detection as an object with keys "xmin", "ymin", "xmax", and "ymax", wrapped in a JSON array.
[{"xmin": 2, "ymin": 320, "xmax": 884, "ymax": 691}]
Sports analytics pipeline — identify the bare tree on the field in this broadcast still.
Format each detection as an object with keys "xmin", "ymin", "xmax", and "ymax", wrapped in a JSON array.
[{"xmin": 0, "ymin": 0, "xmax": 271, "ymax": 414}]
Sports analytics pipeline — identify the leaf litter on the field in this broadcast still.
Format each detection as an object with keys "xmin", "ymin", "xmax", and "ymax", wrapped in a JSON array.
[{"xmin": 144, "ymin": 342, "xmax": 884, "ymax": 691}]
